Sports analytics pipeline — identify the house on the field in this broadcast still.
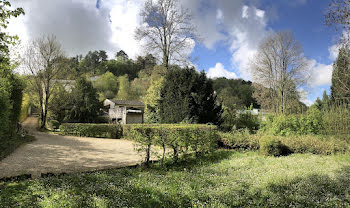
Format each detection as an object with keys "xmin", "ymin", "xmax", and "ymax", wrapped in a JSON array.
[{"xmin": 103, "ymin": 99, "xmax": 145, "ymax": 124}]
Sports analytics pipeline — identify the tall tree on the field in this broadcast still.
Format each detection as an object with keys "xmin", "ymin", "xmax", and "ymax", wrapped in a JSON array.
[
  {"xmin": 116, "ymin": 50, "xmax": 129, "ymax": 62},
  {"xmin": 325, "ymin": 0, "xmax": 350, "ymax": 43},
  {"xmin": 68, "ymin": 77, "xmax": 101, "ymax": 123},
  {"xmin": 94, "ymin": 71, "xmax": 119, "ymax": 100},
  {"xmin": 136, "ymin": 0, "xmax": 198, "ymax": 69},
  {"xmin": 159, "ymin": 67, "xmax": 222, "ymax": 124},
  {"xmin": 23, "ymin": 35, "xmax": 65, "ymax": 129},
  {"xmin": 80, "ymin": 50, "xmax": 108, "ymax": 75},
  {"xmin": 250, "ymin": 31, "xmax": 309, "ymax": 114},
  {"xmin": 331, "ymin": 47, "xmax": 350, "ymax": 103},
  {"xmin": 321, "ymin": 90, "xmax": 330, "ymax": 110},
  {"xmin": 116, "ymin": 74, "xmax": 134, "ymax": 100},
  {"xmin": 0, "ymin": 0, "xmax": 24, "ymax": 138}
]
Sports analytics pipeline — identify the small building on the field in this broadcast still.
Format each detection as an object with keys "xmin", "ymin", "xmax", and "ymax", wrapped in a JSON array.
[{"xmin": 103, "ymin": 99, "xmax": 145, "ymax": 124}]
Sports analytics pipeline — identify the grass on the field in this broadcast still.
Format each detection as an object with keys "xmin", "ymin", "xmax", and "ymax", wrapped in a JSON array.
[
  {"xmin": 0, "ymin": 134, "xmax": 35, "ymax": 161},
  {"xmin": 1, "ymin": 150, "xmax": 350, "ymax": 207}
]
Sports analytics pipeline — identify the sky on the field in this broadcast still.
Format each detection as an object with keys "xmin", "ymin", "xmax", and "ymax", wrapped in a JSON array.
[{"xmin": 6, "ymin": 0, "xmax": 342, "ymax": 106}]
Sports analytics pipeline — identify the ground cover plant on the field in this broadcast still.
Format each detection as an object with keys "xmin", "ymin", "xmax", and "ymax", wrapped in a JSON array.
[{"xmin": 1, "ymin": 150, "xmax": 350, "ymax": 207}]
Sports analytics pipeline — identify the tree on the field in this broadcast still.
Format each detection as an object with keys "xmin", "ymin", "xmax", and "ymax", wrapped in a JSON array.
[
  {"xmin": 68, "ymin": 77, "xmax": 101, "ymax": 123},
  {"xmin": 331, "ymin": 47, "xmax": 350, "ymax": 103},
  {"xmin": 144, "ymin": 65, "xmax": 167, "ymax": 123},
  {"xmin": 0, "ymin": 0, "xmax": 24, "ymax": 139},
  {"xmin": 321, "ymin": 90, "xmax": 330, "ymax": 110},
  {"xmin": 116, "ymin": 50, "xmax": 128, "ymax": 62},
  {"xmin": 136, "ymin": 0, "xmax": 197, "ymax": 69},
  {"xmin": 116, "ymin": 74, "xmax": 134, "ymax": 100},
  {"xmin": 94, "ymin": 71, "xmax": 119, "ymax": 100},
  {"xmin": 79, "ymin": 50, "xmax": 108, "ymax": 75},
  {"xmin": 159, "ymin": 67, "xmax": 222, "ymax": 124},
  {"xmin": 250, "ymin": 31, "xmax": 309, "ymax": 114},
  {"xmin": 23, "ymin": 35, "xmax": 65, "ymax": 129},
  {"xmin": 325, "ymin": 0, "xmax": 350, "ymax": 43},
  {"xmin": 212, "ymin": 78, "xmax": 259, "ymax": 109}
]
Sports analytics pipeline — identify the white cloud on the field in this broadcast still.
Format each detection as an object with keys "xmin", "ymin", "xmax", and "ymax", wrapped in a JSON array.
[
  {"xmin": 207, "ymin": 62, "xmax": 237, "ymax": 79},
  {"xmin": 328, "ymin": 44, "xmax": 340, "ymax": 61},
  {"xmin": 242, "ymin": 6, "xmax": 249, "ymax": 19},
  {"xmin": 9, "ymin": 0, "xmax": 117, "ymax": 57},
  {"xmin": 308, "ymin": 59, "xmax": 333, "ymax": 87},
  {"xmin": 109, "ymin": 0, "xmax": 145, "ymax": 59}
]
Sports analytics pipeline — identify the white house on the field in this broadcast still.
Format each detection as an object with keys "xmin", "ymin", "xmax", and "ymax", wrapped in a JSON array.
[{"xmin": 103, "ymin": 99, "xmax": 145, "ymax": 124}]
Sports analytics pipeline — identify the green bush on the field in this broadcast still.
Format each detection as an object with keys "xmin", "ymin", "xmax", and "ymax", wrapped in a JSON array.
[
  {"xmin": 218, "ymin": 130, "xmax": 260, "ymax": 150},
  {"xmin": 59, "ymin": 123, "xmax": 122, "ymax": 139},
  {"xmin": 262, "ymin": 108, "xmax": 324, "ymax": 136},
  {"xmin": 281, "ymin": 135, "xmax": 349, "ymax": 155},
  {"xmin": 49, "ymin": 120, "xmax": 60, "ymax": 130},
  {"xmin": 123, "ymin": 124, "xmax": 218, "ymax": 165},
  {"xmin": 260, "ymin": 136, "xmax": 291, "ymax": 157}
]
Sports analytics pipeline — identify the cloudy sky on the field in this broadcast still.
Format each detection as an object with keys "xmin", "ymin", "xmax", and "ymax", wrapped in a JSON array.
[{"xmin": 7, "ymin": 0, "xmax": 340, "ymax": 105}]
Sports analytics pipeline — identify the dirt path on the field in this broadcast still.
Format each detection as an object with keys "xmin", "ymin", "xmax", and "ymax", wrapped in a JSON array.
[{"xmin": 0, "ymin": 117, "xmax": 143, "ymax": 179}]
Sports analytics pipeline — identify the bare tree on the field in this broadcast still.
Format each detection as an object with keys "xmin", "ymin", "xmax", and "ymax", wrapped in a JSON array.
[
  {"xmin": 23, "ymin": 35, "xmax": 65, "ymax": 129},
  {"xmin": 325, "ymin": 0, "xmax": 350, "ymax": 44},
  {"xmin": 250, "ymin": 31, "xmax": 309, "ymax": 114},
  {"xmin": 135, "ymin": 0, "xmax": 198, "ymax": 69}
]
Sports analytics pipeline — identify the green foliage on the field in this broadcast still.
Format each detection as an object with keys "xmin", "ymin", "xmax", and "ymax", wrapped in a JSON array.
[
  {"xmin": 159, "ymin": 67, "xmax": 222, "ymax": 124},
  {"xmin": 67, "ymin": 77, "xmax": 101, "ymax": 123},
  {"xmin": 48, "ymin": 84, "xmax": 71, "ymax": 123},
  {"xmin": 59, "ymin": 123, "xmax": 122, "ymax": 139},
  {"xmin": 260, "ymin": 136, "xmax": 291, "ymax": 156},
  {"xmin": 281, "ymin": 135, "xmax": 349, "ymax": 155},
  {"xmin": 78, "ymin": 50, "xmax": 108, "ymax": 75},
  {"xmin": 106, "ymin": 59, "xmax": 142, "ymax": 80},
  {"xmin": 94, "ymin": 71, "xmax": 118, "ymax": 100},
  {"xmin": 144, "ymin": 66, "xmax": 166, "ymax": 123},
  {"xmin": 219, "ymin": 130, "xmax": 260, "ymax": 150},
  {"xmin": 331, "ymin": 47, "xmax": 350, "ymax": 103},
  {"xmin": 262, "ymin": 107, "xmax": 323, "ymax": 136},
  {"xmin": 49, "ymin": 120, "xmax": 60, "ymax": 130},
  {"xmin": 212, "ymin": 77, "xmax": 259, "ymax": 109},
  {"xmin": 116, "ymin": 74, "xmax": 134, "ymax": 100},
  {"xmin": 19, "ymin": 93, "xmax": 30, "ymax": 122},
  {"xmin": 123, "ymin": 124, "xmax": 218, "ymax": 165}
]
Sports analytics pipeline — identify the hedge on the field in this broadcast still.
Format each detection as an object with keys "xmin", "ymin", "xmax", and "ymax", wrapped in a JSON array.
[
  {"xmin": 122, "ymin": 124, "xmax": 219, "ymax": 165},
  {"xmin": 59, "ymin": 123, "xmax": 122, "ymax": 139},
  {"xmin": 218, "ymin": 131, "xmax": 350, "ymax": 155}
]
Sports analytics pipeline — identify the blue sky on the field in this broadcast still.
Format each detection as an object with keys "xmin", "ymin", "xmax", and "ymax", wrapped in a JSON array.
[{"xmin": 8, "ymin": 0, "xmax": 341, "ymax": 105}]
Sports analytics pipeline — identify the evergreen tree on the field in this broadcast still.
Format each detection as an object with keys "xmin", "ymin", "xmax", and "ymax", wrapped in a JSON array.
[
  {"xmin": 331, "ymin": 47, "xmax": 350, "ymax": 104},
  {"xmin": 159, "ymin": 67, "xmax": 222, "ymax": 124},
  {"xmin": 68, "ymin": 77, "xmax": 101, "ymax": 123},
  {"xmin": 321, "ymin": 90, "xmax": 330, "ymax": 110}
]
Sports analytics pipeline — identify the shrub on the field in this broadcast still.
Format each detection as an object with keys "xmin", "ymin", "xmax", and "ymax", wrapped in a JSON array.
[
  {"xmin": 218, "ymin": 130, "xmax": 260, "ymax": 150},
  {"xmin": 59, "ymin": 123, "xmax": 122, "ymax": 139},
  {"xmin": 49, "ymin": 120, "xmax": 60, "ymax": 130},
  {"xmin": 262, "ymin": 108, "xmax": 324, "ymax": 136},
  {"xmin": 235, "ymin": 111, "xmax": 260, "ymax": 133},
  {"xmin": 123, "ymin": 124, "xmax": 218, "ymax": 165},
  {"xmin": 281, "ymin": 135, "xmax": 349, "ymax": 155},
  {"xmin": 260, "ymin": 136, "xmax": 291, "ymax": 157}
]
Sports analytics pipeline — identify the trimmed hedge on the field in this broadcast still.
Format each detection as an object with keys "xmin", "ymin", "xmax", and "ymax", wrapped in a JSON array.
[
  {"xmin": 59, "ymin": 123, "xmax": 122, "ymax": 139},
  {"xmin": 218, "ymin": 131, "xmax": 350, "ymax": 155},
  {"xmin": 260, "ymin": 136, "xmax": 291, "ymax": 157},
  {"xmin": 122, "ymin": 124, "xmax": 219, "ymax": 165}
]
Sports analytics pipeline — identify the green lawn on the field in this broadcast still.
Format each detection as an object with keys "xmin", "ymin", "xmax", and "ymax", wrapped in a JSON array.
[{"xmin": 1, "ymin": 150, "xmax": 350, "ymax": 207}]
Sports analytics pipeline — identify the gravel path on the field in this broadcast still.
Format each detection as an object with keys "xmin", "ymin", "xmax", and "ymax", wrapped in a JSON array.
[{"xmin": 0, "ymin": 117, "xmax": 143, "ymax": 179}]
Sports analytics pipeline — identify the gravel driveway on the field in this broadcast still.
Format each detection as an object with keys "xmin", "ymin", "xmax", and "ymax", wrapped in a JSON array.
[{"xmin": 0, "ymin": 117, "xmax": 143, "ymax": 179}]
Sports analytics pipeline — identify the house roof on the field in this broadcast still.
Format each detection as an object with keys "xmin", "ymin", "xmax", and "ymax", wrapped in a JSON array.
[{"xmin": 109, "ymin": 99, "xmax": 145, "ymax": 107}]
